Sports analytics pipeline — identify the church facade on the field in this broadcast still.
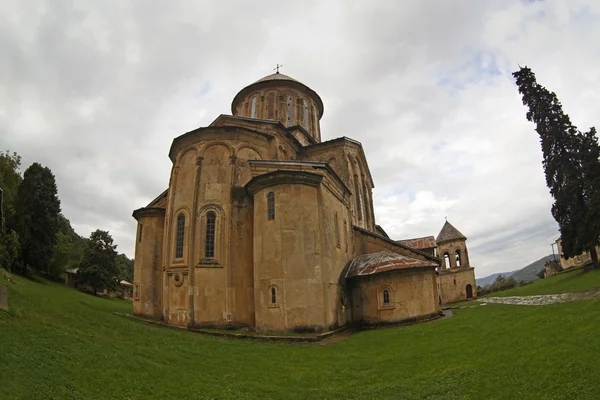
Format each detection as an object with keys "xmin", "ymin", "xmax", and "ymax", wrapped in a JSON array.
[{"xmin": 132, "ymin": 72, "xmax": 475, "ymax": 333}]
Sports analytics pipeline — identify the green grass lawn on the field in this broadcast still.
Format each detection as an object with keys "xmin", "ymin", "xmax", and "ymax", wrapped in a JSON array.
[
  {"xmin": 2, "ymin": 269, "xmax": 600, "ymax": 400},
  {"xmin": 484, "ymin": 266, "xmax": 600, "ymax": 297}
]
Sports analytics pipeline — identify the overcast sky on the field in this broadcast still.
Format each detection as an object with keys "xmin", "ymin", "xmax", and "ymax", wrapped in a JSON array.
[{"xmin": 2, "ymin": 0, "xmax": 599, "ymax": 278}]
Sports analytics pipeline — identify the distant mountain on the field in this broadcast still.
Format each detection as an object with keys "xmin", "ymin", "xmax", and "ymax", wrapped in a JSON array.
[
  {"xmin": 511, "ymin": 254, "xmax": 555, "ymax": 283},
  {"xmin": 476, "ymin": 254, "xmax": 555, "ymax": 287},
  {"xmin": 476, "ymin": 271, "xmax": 516, "ymax": 287}
]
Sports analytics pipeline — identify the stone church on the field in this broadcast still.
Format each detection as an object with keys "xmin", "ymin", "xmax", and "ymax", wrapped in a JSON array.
[{"xmin": 132, "ymin": 71, "xmax": 476, "ymax": 333}]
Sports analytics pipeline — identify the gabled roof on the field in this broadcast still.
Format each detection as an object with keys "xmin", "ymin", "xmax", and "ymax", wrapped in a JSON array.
[
  {"xmin": 397, "ymin": 236, "xmax": 437, "ymax": 250},
  {"xmin": 436, "ymin": 221, "xmax": 467, "ymax": 243},
  {"xmin": 345, "ymin": 250, "xmax": 438, "ymax": 278}
]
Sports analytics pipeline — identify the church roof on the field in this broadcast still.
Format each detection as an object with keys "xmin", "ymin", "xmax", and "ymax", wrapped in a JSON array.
[
  {"xmin": 253, "ymin": 72, "xmax": 301, "ymax": 85},
  {"xmin": 345, "ymin": 250, "xmax": 438, "ymax": 278},
  {"xmin": 436, "ymin": 221, "xmax": 467, "ymax": 244},
  {"xmin": 397, "ymin": 236, "xmax": 437, "ymax": 250}
]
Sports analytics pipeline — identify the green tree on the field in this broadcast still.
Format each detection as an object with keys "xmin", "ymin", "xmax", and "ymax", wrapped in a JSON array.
[
  {"xmin": 78, "ymin": 230, "xmax": 119, "ymax": 295},
  {"xmin": 48, "ymin": 214, "xmax": 86, "ymax": 278},
  {"xmin": 0, "ymin": 150, "xmax": 23, "ymax": 230},
  {"xmin": 15, "ymin": 162, "xmax": 61, "ymax": 275},
  {"xmin": 513, "ymin": 67, "xmax": 600, "ymax": 268},
  {"xmin": 491, "ymin": 274, "xmax": 518, "ymax": 292},
  {"xmin": 0, "ymin": 229, "xmax": 20, "ymax": 272},
  {"xmin": 116, "ymin": 253, "xmax": 134, "ymax": 282}
]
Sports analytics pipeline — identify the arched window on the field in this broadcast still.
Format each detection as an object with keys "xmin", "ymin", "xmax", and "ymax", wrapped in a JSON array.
[
  {"xmin": 205, "ymin": 211, "xmax": 216, "ymax": 258},
  {"xmin": 455, "ymin": 249, "xmax": 462, "ymax": 267},
  {"xmin": 362, "ymin": 185, "xmax": 370, "ymax": 229},
  {"xmin": 175, "ymin": 213, "xmax": 185, "ymax": 259},
  {"xmin": 269, "ymin": 285, "xmax": 278, "ymax": 306},
  {"xmin": 382, "ymin": 288, "xmax": 390, "ymax": 305},
  {"xmin": 250, "ymin": 96, "xmax": 257, "ymax": 118},
  {"xmin": 444, "ymin": 252, "xmax": 451, "ymax": 269},
  {"xmin": 267, "ymin": 192, "xmax": 275, "ymax": 220},
  {"xmin": 334, "ymin": 213, "xmax": 340, "ymax": 248},
  {"xmin": 267, "ymin": 93, "xmax": 275, "ymax": 119},
  {"xmin": 296, "ymin": 98, "xmax": 303, "ymax": 125}
]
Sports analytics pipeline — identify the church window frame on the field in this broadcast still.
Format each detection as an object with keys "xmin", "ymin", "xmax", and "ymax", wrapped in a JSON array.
[
  {"xmin": 205, "ymin": 211, "xmax": 217, "ymax": 259},
  {"xmin": 175, "ymin": 213, "xmax": 185, "ymax": 259},
  {"xmin": 269, "ymin": 285, "xmax": 279, "ymax": 307},
  {"xmin": 303, "ymin": 99, "xmax": 309, "ymax": 129},
  {"xmin": 267, "ymin": 192, "xmax": 275, "ymax": 221},
  {"xmin": 138, "ymin": 224, "xmax": 143, "ymax": 243},
  {"xmin": 379, "ymin": 286, "xmax": 393, "ymax": 309}
]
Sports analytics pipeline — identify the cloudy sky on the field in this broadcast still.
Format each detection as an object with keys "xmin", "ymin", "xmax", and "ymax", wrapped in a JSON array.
[{"xmin": 2, "ymin": 0, "xmax": 599, "ymax": 278}]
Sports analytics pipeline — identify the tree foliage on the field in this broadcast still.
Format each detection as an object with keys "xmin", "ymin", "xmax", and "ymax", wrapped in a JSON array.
[
  {"xmin": 15, "ymin": 162, "xmax": 61, "ymax": 275},
  {"xmin": 78, "ymin": 230, "xmax": 119, "ymax": 295},
  {"xmin": 0, "ymin": 150, "xmax": 22, "ymax": 230},
  {"xmin": 0, "ymin": 229, "xmax": 20, "ymax": 272},
  {"xmin": 48, "ymin": 214, "xmax": 86, "ymax": 278},
  {"xmin": 116, "ymin": 253, "xmax": 134, "ymax": 282},
  {"xmin": 513, "ymin": 67, "xmax": 600, "ymax": 268},
  {"xmin": 490, "ymin": 274, "xmax": 518, "ymax": 292}
]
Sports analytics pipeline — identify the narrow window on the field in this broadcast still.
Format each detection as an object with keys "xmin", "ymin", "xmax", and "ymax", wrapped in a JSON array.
[
  {"xmin": 138, "ymin": 224, "xmax": 143, "ymax": 243},
  {"xmin": 286, "ymin": 95, "xmax": 293, "ymax": 126},
  {"xmin": 455, "ymin": 250, "xmax": 462, "ymax": 267},
  {"xmin": 267, "ymin": 192, "xmax": 275, "ymax": 220},
  {"xmin": 267, "ymin": 93, "xmax": 274, "ymax": 119},
  {"xmin": 334, "ymin": 213, "xmax": 340, "ymax": 248},
  {"xmin": 303, "ymin": 99, "xmax": 309, "ymax": 129},
  {"xmin": 270, "ymin": 286, "xmax": 277, "ymax": 305},
  {"xmin": 344, "ymin": 219, "xmax": 348, "ymax": 252},
  {"xmin": 354, "ymin": 175, "xmax": 362, "ymax": 222},
  {"xmin": 363, "ymin": 185, "xmax": 370, "ymax": 229},
  {"xmin": 382, "ymin": 289, "xmax": 390, "ymax": 305},
  {"xmin": 205, "ymin": 212, "xmax": 216, "ymax": 258},
  {"xmin": 444, "ymin": 252, "xmax": 451, "ymax": 269},
  {"xmin": 250, "ymin": 96, "xmax": 257, "ymax": 118},
  {"xmin": 175, "ymin": 213, "xmax": 185, "ymax": 258},
  {"xmin": 296, "ymin": 98, "xmax": 303, "ymax": 125}
]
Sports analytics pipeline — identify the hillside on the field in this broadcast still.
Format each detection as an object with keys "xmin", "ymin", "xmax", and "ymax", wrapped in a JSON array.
[
  {"xmin": 2, "ymin": 268, "xmax": 600, "ymax": 399},
  {"xmin": 477, "ymin": 254, "xmax": 554, "ymax": 287},
  {"xmin": 511, "ymin": 254, "xmax": 555, "ymax": 283},
  {"xmin": 476, "ymin": 271, "xmax": 516, "ymax": 287}
]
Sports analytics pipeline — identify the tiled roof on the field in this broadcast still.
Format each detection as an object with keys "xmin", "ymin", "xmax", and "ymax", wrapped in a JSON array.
[
  {"xmin": 345, "ymin": 250, "xmax": 438, "ymax": 278},
  {"xmin": 397, "ymin": 236, "xmax": 437, "ymax": 250},
  {"xmin": 436, "ymin": 221, "xmax": 467, "ymax": 243}
]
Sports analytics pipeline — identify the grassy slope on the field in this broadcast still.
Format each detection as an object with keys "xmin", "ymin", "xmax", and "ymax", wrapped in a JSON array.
[
  {"xmin": 485, "ymin": 266, "xmax": 600, "ymax": 297},
  {"xmin": 1, "ymin": 270, "xmax": 600, "ymax": 400}
]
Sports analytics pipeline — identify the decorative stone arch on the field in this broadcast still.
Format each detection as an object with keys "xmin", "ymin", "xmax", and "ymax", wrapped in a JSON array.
[
  {"xmin": 199, "ymin": 141, "xmax": 235, "ymax": 157},
  {"xmin": 378, "ymin": 285, "xmax": 393, "ymax": 308},
  {"xmin": 174, "ymin": 145, "xmax": 200, "ymax": 166},
  {"xmin": 235, "ymin": 145, "xmax": 263, "ymax": 160},
  {"xmin": 171, "ymin": 206, "xmax": 191, "ymax": 265},
  {"xmin": 197, "ymin": 203, "xmax": 226, "ymax": 265}
]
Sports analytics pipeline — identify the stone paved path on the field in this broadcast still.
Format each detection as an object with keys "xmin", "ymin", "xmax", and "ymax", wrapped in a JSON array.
[{"xmin": 476, "ymin": 288, "xmax": 600, "ymax": 306}]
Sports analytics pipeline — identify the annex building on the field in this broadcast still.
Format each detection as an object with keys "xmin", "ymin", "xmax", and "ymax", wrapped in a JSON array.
[{"xmin": 132, "ymin": 71, "xmax": 476, "ymax": 333}]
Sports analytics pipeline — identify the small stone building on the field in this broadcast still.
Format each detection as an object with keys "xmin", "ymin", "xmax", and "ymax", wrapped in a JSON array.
[{"xmin": 131, "ymin": 71, "xmax": 474, "ymax": 333}]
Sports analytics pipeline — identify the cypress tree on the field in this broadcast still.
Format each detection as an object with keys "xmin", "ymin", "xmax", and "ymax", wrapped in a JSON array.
[
  {"xmin": 16, "ymin": 162, "xmax": 61, "ymax": 275},
  {"xmin": 513, "ymin": 67, "xmax": 600, "ymax": 268}
]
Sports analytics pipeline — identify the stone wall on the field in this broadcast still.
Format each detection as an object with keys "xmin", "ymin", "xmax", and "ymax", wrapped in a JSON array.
[
  {"xmin": 348, "ymin": 268, "xmax": 439, "ymax": 325},
  {"xmin": 437, "ymin": 267, "xmax": 476, "ymax": 304}
]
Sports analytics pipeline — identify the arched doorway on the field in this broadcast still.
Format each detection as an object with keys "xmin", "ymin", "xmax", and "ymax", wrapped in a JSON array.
[{"xmin": 466, "ymin": 284, "xmax": 473, "ymax": 299}]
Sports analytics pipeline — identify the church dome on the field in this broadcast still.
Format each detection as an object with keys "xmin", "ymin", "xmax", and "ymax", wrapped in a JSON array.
[{"xmin": 231, "ymin": 71, "xmax": 324, "ymax": 142}]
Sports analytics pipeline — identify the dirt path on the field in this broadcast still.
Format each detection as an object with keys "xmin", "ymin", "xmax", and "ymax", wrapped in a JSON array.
[{"xmin": 476, "ymin": 288, "xmax": 600, "ymax": 306}]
